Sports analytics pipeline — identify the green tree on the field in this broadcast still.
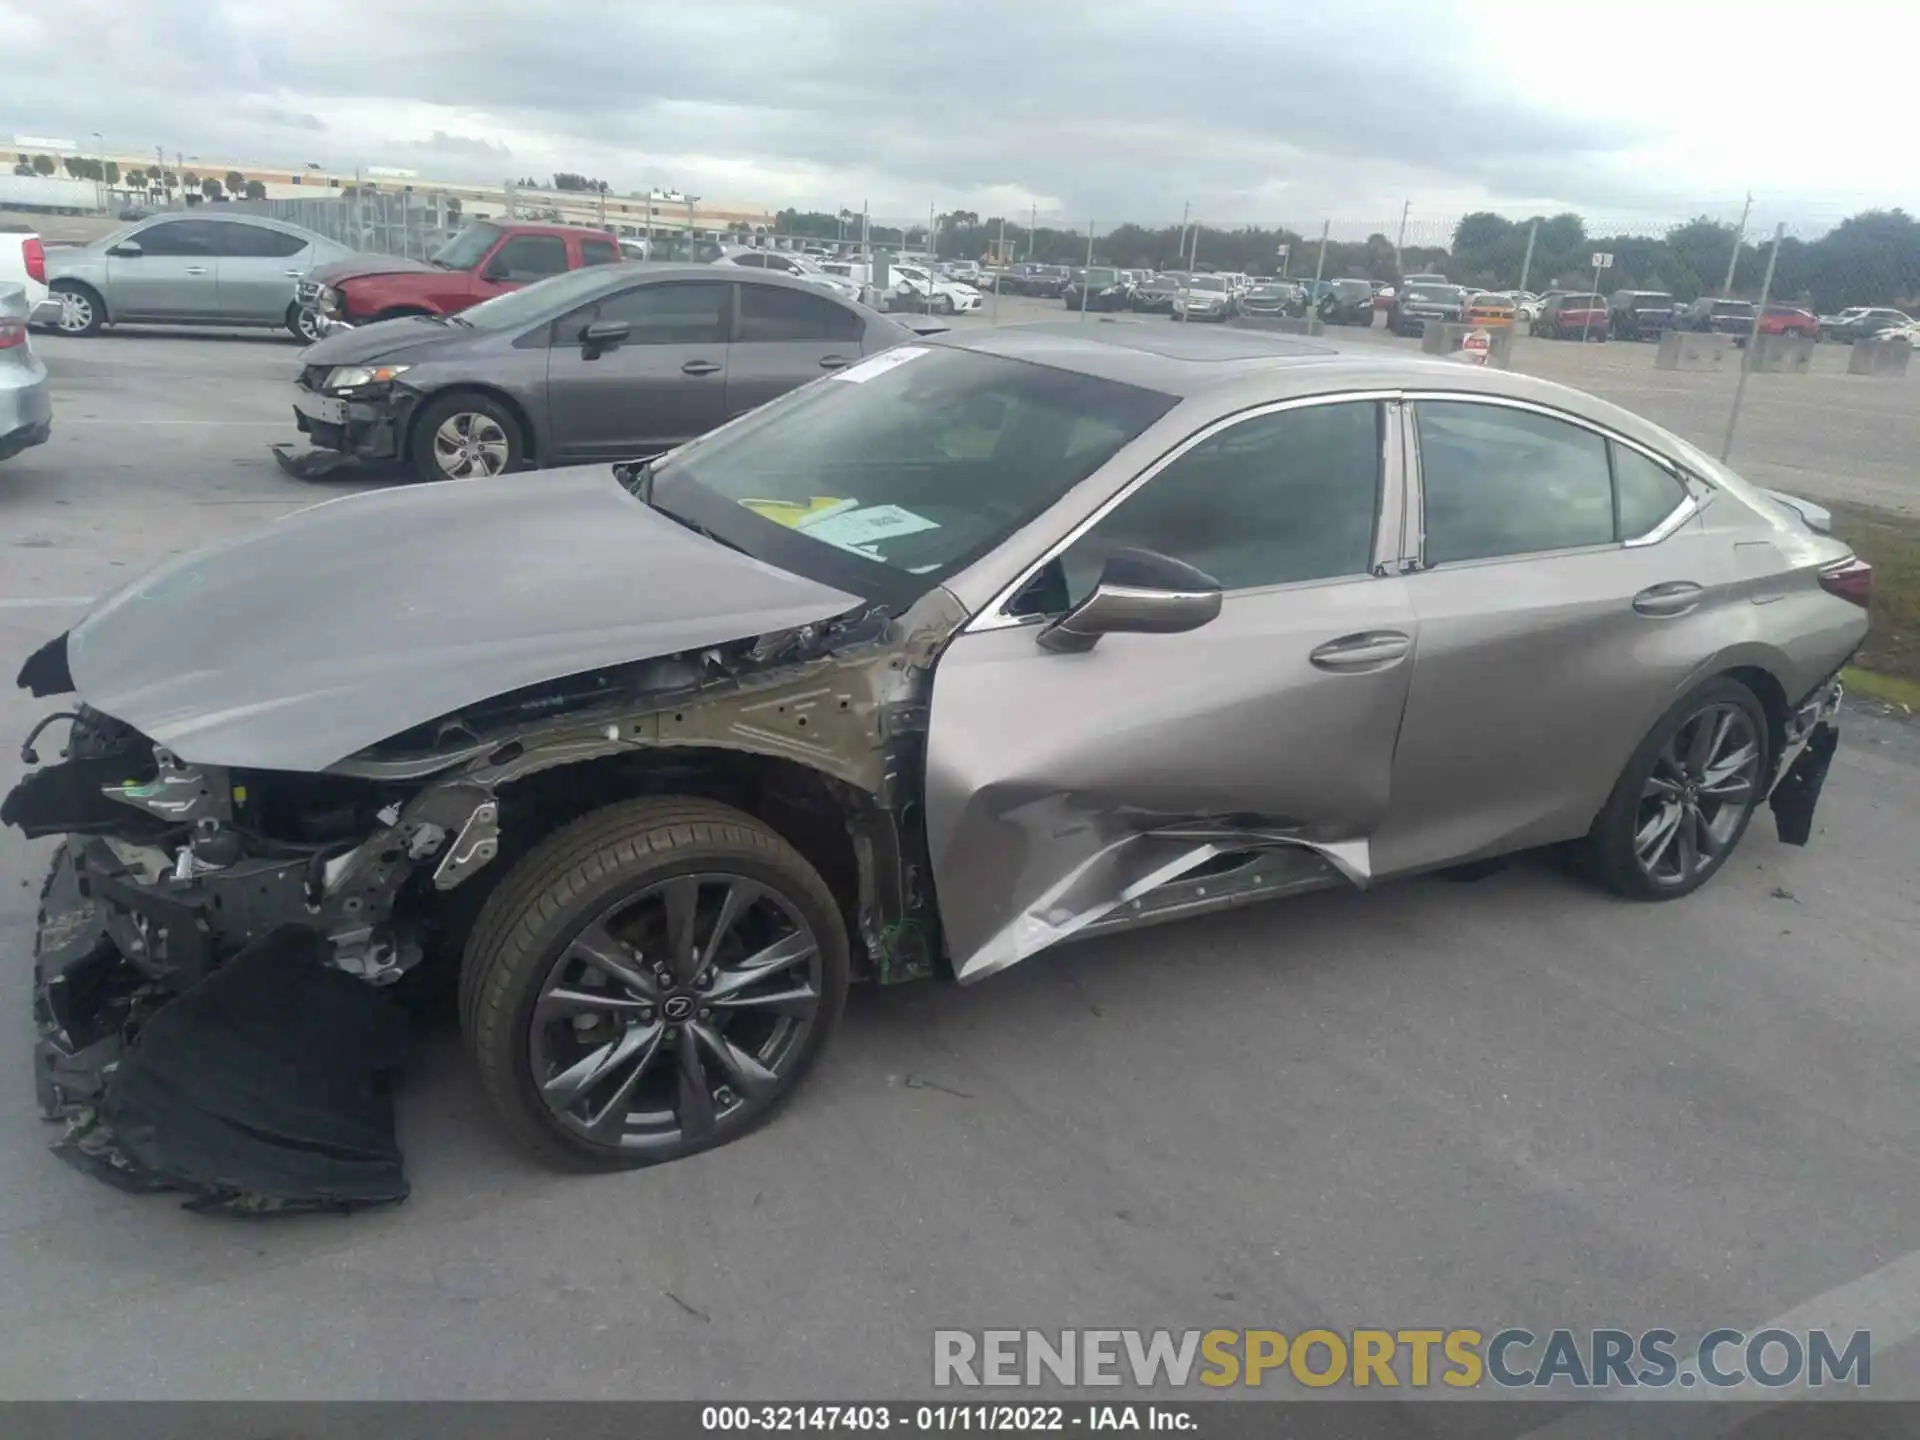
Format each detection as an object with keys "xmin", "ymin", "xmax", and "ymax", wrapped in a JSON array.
[
  {"xmin": 103, "ymin": 160, "xmax": 120, "ymax": 185},
  {"xmin": 225, "ymin": 170, "xmax": 245, "ymax": 195},
  {"xmin": 202, "ymin": 176, "xmax": 224, "ymax": 200},
  {"xmin": 30, "ymin": 153, "xmax": 54, "ymax": 175},
  {"xmin": 244, "ymin": 178, "xmax": 267, "ymax": 200}
]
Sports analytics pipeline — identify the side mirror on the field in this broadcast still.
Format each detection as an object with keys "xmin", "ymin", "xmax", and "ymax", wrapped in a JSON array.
[
  {"xmin": 107, "ymin": 240, "xmax": 144, "ymax": 258},
  {"xmin": 1037, "ymin": 549, "xmax": 1222, "ymax": 654},
  {"xmin": 580, "ymin": 319, "xmax": 630, "ymax": 356}
]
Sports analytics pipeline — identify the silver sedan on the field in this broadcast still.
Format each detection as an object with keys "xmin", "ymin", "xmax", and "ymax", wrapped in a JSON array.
[
  {"xmin": 37, "ymin": 211, "xmax": 353, "ymax": 342},
  {"xmin": 0, "ymin": 283, "xmax": 51, "ymax": 461}
]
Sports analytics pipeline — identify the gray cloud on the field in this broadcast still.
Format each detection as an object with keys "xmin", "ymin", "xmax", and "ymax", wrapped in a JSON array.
[{"xmin": 0, "ymin": 0, "xmax": 1835, "ymax": 227}]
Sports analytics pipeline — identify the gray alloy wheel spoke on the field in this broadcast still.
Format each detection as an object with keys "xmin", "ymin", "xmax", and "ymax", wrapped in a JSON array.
[
  {"xmin": 583, "ymin": 1024, "xmax": 667, "ymax": 1138},
  {"xmin": 691, "ymin": 1021, "xmax": 783, "ymax": 1100},
  {"xmin": 543, "ymin": 1020, "xmax": 656, "ymax": 1104},
  {"xmin": 706, "ymin": 930, "xmax": 817, "ymax": 1002},
  {"xmin": 702, "ymin": 880, "xmax": 758, "ymax": 972},
  {"xmin": 1676, "ymin": 806, "xmax": 1701, "ymax": 876},
  {"xmin": 1691, "ymin": 804, "xmax": 1722, "ymax": 860},
  {"xmin": 1701, "ymin": 742, "xmax": 1759, "ymax": 791},
  {"xmin": 675, "ymin": 1026, "xmax": 717, "ymax": 1140},
  {"xmin": 1685, "ymin": 707, "xmax": 1728, "ymax": 776},
  {"xmin": 1642, "ymin": 773, "xmax": 1685, "ymax": 800},
  {"xmin": 1636, "ymin": 802, "xmax": 1683, "ymax": 868},
  {"xmin": 660, "ymin": 876, "xmax": 702, "ymax": 982},
  {"xmin": 566, "ymin": 920, "xmax": 658, "ymax": 999},
  {"xmin": 707, "ymin": 981, "xmax": 818, "ymax": 1019},
  {"xmin": 536, "ymin": 985, "xmax": 652, "ymax": 1022}
]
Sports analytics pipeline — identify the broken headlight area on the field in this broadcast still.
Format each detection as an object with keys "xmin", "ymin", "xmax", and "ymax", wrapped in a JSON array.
[{"xmin": 12, "ymin": 710, "xmax": 444, "ymax": 1213}]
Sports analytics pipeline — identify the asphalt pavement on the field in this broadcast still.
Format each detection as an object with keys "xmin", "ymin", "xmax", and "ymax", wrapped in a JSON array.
[{"xmin": 0, "ymin": 320, "xmax": 1916, "ymax": 1413}]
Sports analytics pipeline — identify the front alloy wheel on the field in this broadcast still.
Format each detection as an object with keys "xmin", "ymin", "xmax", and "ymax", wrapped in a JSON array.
[
  {"xmin": 529, "ymin": 876, "xmax": 823, "ymax": 1153},
  {"xmin": 461, "ymin": 798, "xmax": 850, "ymax": 1170},
  {"xmin": 433, "ymin": 412, "xmax": 511, "ymax": 479}
]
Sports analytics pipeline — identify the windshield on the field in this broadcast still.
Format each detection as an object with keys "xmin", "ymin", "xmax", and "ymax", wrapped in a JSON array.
[
  {"xmin": 1332, "ymin": 280, "xmax": 1372, "ymax": 298},
  {"xmin": 1405, "ymin": 285, "xmax": 1460, "ymax": 303},
  {"xmin": 1086, "ymin": 268, "xmax": 1120, "ymax": 286},
  {"xmin": 1560, "ymin": 295, "xmax": 1604, "ymax": 308},
  {"xmin": 647, "ymin": 345, "xmax": 1176, "ymax": 608},
  {"xmin": 1630, "ymin": 293, "xmax": 1675, "ymax": 306},
  {"xmin": 430, "ymin": 222, "xmax": 503, "ymax": 270},
  {"xmin": 1187, "ymin": 276, "xmax": 1227, "ymax": 292},
  {"xmin": 456, "ymin": 268, "xmax": 621, "ymax": 330},
  {"xmin": 1713, "ymin": 301, "xmax": 1756, "ymax": 315}
]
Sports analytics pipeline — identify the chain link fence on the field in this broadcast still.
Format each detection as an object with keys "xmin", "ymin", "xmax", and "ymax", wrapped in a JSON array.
[{"xmin": 158, "ymin": 188, "xmax": 474, "ymax": 259}]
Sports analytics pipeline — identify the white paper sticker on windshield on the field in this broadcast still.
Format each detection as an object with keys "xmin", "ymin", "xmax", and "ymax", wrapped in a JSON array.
[
  {"xmin": 797, "ymin": 504, "xmax": 940, "ymax": 549},
  {"xmin": 830, "ymin": 346, "xmax": 929, "ymax": 383}
]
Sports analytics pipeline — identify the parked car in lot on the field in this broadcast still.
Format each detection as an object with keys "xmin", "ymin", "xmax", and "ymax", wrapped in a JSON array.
[
  {"xmin": 1236, "ymin": 280, "xmax": 1304, "ymax": 318},
  {"xmin": 1317, "ymin": 278, "xmax": 1377, "ymax": 325},
  {"xmin": 1463, "ymin": 292, "xmax": 1517, "ymax": 327},
  {"xmin": 887, "ymin": 262, "xmax": 983, "ymax": 315},
  {"xmin": 1388, "ymin": 282, "xmax": 1468, "ymax": 336},
  {"xmin": 1678, "ymin": 297, "xmax": 1758, "ymax": 335},
  {"xmin": 289, "ymin": 266, "xmax": 916, "ymax": 482},
  {"xmin": 301, "ymin": 221, "xmax": 622, "ymax": 333},
  {"xmin": 1609, "ymin": 290, "xmax": 1677, "ymax": 340},
  {"xmin": 714, "ymin": 247, "xmax": 867, "ymax": 305},
  {"xmin": 39, "ymin": 213, "xmax": 354, "ymax": 342},
  {"xmin": 1130, "ymin": 272, "xmax": 1188, "ymax": 313},
  {"xmin": 0, "ymin": 282, "xmax": 52, "ymax": 462},
  {"xmin": 1817, "ymin": 306, "xmax": 1912, "ymax": 343},
  {"xmin": 8, "ymin": 325, "xmax": 1868, "ymax": 1198},
  {"xmin": 1756, "ymin": 305, "xmax": 1819, "ymax": 338},
  {"xmin": 1170, "ymin": 274, "xmax": 1234, "ymax": 321},
  {"xmin": 1063, "ymin": 267, "xmax": 1132, "ymax": 312},
  {"xmin": 1531, "ymin": 293, "xmax": 1611, "ymax": 340},
  {"xmin": 1, "ymin": 229, "xmax": 48, "ymax": 314}
]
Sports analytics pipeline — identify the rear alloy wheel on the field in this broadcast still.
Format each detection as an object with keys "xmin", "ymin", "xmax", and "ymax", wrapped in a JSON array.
[
  {"xmin": 461, "ymin": 798, "xmax": 849, "ymax": 1170},
  {"xmin": 49, "ymin": 281, "xmax": 103, "ymax": 337},
  {"xmin": 411, "ymin": 392, "xmax": 524, "ymax": 482},
  {"xmin": 1586, "ymin": 679, "xmax": 1769, "ymax": 900}
]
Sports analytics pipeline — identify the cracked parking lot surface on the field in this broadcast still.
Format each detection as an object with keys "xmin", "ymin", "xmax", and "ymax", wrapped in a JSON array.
[{"xmin": 0, "ymin": 322, "xmax": 1916, "ymax": 1401}]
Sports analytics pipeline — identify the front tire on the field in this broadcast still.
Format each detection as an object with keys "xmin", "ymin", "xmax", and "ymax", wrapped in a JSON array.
[
  {"xmin": 460, "ymin": 798, "xmax": 850, "ymax": 1171},
  {"xmin": 49, "ymin": 281, "xmax": 104, "ymax": 337},
  {"xmin": 410, "ymin": 390, "xmax": 525, "ymax": 482},
  {"xmin": 1585, "ymin": 678, "xmax": 1770, "ymax": 901},
  {"xmin": 287, "ymin": 303, "xmax": 324, "ymax": 344}
]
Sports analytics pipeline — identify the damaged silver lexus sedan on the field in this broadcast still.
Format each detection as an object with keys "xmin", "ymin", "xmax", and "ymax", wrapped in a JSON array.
[{"xmin": 6, "ymin": 325, "xmax": 1871, "ymax": 1209}]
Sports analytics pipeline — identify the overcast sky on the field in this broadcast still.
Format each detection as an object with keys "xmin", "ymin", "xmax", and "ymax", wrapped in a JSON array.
[{"xmin": 3, "ymin": 0, "xmax": 1910, "ymax": 236}]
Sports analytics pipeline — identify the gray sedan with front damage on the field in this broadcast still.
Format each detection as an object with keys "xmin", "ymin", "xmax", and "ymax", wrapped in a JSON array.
[
  {"xmin": 6, "ymin": 325, "xmax": 1870, "ymax": 1209},
  {"xmin": 289, "ymin": 264, "xmax": 913, "ymax": 482}
]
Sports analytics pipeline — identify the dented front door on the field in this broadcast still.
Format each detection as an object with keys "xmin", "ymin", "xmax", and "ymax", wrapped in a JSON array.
[{"xmin": 923, "ymin": 396, "xmax": 1416, "ymax": 982}]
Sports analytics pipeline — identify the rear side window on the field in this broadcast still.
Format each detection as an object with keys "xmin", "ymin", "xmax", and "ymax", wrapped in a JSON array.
[
  {"xmin": 736, "ymin": 283, "xmax": 864, "ymax": 342},
  {"xmin": 220, "ymin": 223, "xmax": 308, "ymax": 258},
  {"xmin": 1416, "ymin": 402, "xmax": 1614, "ymax": 563},
  {"xmin": 580, "ymin": 240, "xmax": 619, "ymax": 266}
]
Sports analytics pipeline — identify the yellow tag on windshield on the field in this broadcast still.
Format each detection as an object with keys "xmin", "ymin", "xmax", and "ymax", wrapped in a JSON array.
[{"xmin": 739, "ymin": 496, "xmax": 849, "ymax": 528}]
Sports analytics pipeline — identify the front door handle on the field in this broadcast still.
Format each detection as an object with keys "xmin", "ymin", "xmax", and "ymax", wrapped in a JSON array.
[
  {"xmin": 819, "ymin": 355, "xmax": 852, "ymax": 370},
  {"xmin": 184, "ymin": 265, "xmax": 209, "ymax": 275},
  {"xmin": 1633, "ymin": 581, "xmax": 1704, "ymax": 617},
  {"xmin": 284, "ymin": 269, "xmax": 306, "ymax": 277},
  {"xmin": 681, "ymin": 359, "xmax": 722, "ymax": 376},
  {"xmin": 1309, "ymin": 631, "xmax": 1413, "ymax": 670}
]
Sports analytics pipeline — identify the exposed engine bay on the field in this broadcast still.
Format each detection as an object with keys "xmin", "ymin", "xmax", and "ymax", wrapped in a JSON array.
[{"xmin": 6, "ymin": 588, "xmax": 963, "ymax": 1212}]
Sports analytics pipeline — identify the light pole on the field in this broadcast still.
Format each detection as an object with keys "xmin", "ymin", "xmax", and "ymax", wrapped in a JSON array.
[{"xmin": 91, "ymin": 131, "xmax": 104, "ymax": 210}]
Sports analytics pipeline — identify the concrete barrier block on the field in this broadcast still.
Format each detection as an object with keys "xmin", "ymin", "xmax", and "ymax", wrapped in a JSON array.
[
  {"xmin": 1849, "ymin": 337, "xmax": 1912, "ymax": 376},
  {"xmin": 1746, "ymin": 333, "xmax": 1815, "ymax": 373},
  {"xmin": 1418, "ymin": 322, "xmax": 1514, "ymax": 369},
  {"xmin": 1656, "ymin": 332, "xmax": 1737, "ymax": 371}
]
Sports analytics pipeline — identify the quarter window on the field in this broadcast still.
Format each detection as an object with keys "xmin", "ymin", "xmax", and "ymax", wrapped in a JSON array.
[
  {"xmin": 1611, "ymin": 443, "xmax": 1689, "ymax": 538},
  {"xmin": 1416, "ymin": 402, "xmax": 1615, "ymax": 563},
  {"xmin": 1052, "ymin": 401, "xmax": 1384, "ymax": 604}
]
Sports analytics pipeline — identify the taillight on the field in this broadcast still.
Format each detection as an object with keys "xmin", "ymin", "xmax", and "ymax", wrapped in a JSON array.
[
  {"xmin": 1818, "ymin": 557, "xmax": 1873, "ymax": 608},
  {"xmin": 0, "ymin": 318, "xmax": 25, "ymax": 349},
  {"xmin": 23, "ymin": 236, "xmax": 45, "ymax": 285}
]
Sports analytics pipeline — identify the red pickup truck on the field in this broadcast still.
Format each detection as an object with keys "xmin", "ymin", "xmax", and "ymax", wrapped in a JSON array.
[{"xmin": 300, "ymin": 221, "xmax": 622, "ymax": 330}]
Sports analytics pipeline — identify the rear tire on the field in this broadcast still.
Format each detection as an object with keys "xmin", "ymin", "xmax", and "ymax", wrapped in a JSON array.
[
  {"xmin": 1585, "ymin": 677, "xmax": 1770, "ymax": 901},
  {"xmin": 460, "ymin": 797, "xmax": 851, "ymax": 1172},
  {"xmin": 48, "ymin": 281, "xmax": 104, "ymax": 337}
]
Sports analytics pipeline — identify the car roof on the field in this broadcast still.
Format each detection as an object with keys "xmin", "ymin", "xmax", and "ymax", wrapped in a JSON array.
[{"xmin": 938, "ymin": 321, "xmax": 1677, "ymax": 429}]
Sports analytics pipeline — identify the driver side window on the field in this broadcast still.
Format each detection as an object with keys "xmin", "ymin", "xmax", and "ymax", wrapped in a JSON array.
[{"xmin": 1043, "ymin": 401, "xmax": 1385, "ymax": 609}]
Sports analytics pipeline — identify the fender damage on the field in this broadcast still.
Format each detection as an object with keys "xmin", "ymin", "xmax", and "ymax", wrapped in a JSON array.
[{"xmin": 5, "ymin": 472, "xmax": 966, "ymax": 1210}]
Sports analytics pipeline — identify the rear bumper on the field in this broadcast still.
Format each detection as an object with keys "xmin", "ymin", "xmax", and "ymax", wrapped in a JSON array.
[
  {"xmin": 0, "ymin": 361, "xmax": 53, "ymax": 460},
  {"xmin": 1768, "ymin": 679, "xmax": 1845, "ymax": 846}
]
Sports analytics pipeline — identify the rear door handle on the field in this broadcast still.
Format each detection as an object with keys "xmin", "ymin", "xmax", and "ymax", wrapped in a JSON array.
[
  {"xmin": 1633, "ymin": 581, "xmax": 1704, "ymax": 617},
  {"xmin": 184, "ymin": 265, "xmax": 209, "ymax": 275},
  {"xmin": 283, "ymin": 269, "xmax": 306, "ymax": 277},
  {"xmin": 1309, "ymin": 631, "xmax": 1413, "ymax": 670},
  {"xmin": 819, "ymin": 355, "xmax": 852, "ymax": 370},
  {"xmin": 681, "ymin": 360, "xmax": 722, "ymax": 376}
]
